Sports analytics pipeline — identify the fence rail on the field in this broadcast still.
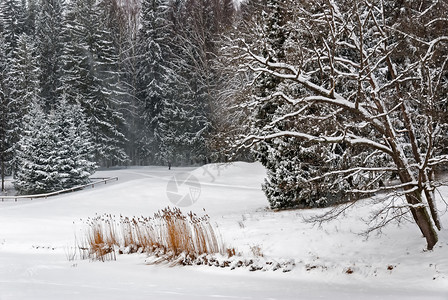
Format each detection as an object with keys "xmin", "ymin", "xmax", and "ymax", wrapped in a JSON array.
[{"xmin": 1, "ymin": 177, "xmax": 119, "ymax": 202}]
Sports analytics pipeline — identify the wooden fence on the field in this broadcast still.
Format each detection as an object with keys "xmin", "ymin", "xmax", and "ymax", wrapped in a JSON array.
[{"xmin": 0, "ymin": 177, "xmax": 118, "ymax": 202}]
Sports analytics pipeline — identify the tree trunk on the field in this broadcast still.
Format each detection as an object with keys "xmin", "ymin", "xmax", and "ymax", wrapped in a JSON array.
[
  {"xmin": 1, "ymin": 157, "xmax": 4, "ymax": 192},
  {"xmin": 405, "ymin": 190, "xmax": 438, "ymax": 250},
  {"xmin": 392, "ymin": 151, "xmax": 439, "ymax": 250},
  {"xmin": 423, "ymin": 171, "xmax": 442, "ymax": 231}
]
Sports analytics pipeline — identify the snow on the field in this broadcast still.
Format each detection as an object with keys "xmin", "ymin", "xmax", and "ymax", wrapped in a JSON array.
[{"xmin": 0, "ymin": 162, "xmax": 447, "ymax": 299}]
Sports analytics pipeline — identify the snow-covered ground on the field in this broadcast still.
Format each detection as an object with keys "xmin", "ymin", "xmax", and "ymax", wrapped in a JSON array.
[{"xmin": 0, "ymin": 162, "xmax": 447, "ymax": 299}]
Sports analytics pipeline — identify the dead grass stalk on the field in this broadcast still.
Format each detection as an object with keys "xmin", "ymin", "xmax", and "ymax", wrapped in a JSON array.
[{"xmin": 79, "ymin": 207, "xmax": 224, "ymax": 262}]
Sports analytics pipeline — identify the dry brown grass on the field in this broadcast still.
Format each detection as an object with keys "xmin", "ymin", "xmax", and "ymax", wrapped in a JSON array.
[
  {"xmin": 249, "ymin": 245, "xmax": 264, "ymax": 257},
  {"xmin": 82, "ymin": 216, "xmax": 116, "ymax": 261},
  {"xmin": 80, "ymin": 207, "xmax": 224, "ymax": 262}
]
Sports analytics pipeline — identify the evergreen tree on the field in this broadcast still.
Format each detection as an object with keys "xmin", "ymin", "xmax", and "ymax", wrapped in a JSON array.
[
  {"xmin": 0, "ymin": 0, "xmax": 25, "ymax": 57},
  {"xmin": 6, "ymin": 33, "xmax": 40, "ymax": 174},
  {"xmin": 239, "ymin": 0, "xmax": 351, "ymax": 209},
  {"xmin": 135, "ymin": 0, "xmax": 174, "ymax": 164},
  {"xmin": 156, "ymin": 0, "xmax": 219, "ymax": 165},
  {"xmin": 246, "ymin": 0, "xmax": 300, "ymax": 208},
  {"xmin": 98, "ymin": 0, "xmax": 140, "ymax": 164},
  {"xmin": 0, "ymin": 34, "xmax": 10, "ymax": 191},
  {"xmin": 14, "ymin": 104, "xmax": 60, "ymax": 194},
  {"xmin": 8, "ymin": 33, "xmax": 39, "ymax": 112},
  {"xmin": 36, "ymin": 0, "xmax": 65, "ymax": 111},
  {"xmin": 51, "ymin": 95, "xmax": 97, "ymax": 188},
  {"xmin": 62, "ymin": 0, "xmax": 128, "ymax": 166},
  {"xmin": 157, "ymin": 72, "xmax": 208, "ymax": 165},
  {"xmin": 135, "ymin": 0, "xmax": 232, "ymax": 166},
  {"xmin": 0, "ymin": 3, "xmax": 37, "ymax": 185},
  {"xmin": 23, "ymin": 0, "xmax": 38, "ymax": 36},
  {"xmin": 15, "ymin": 97, "xmax": 97, "ymax": 194}
]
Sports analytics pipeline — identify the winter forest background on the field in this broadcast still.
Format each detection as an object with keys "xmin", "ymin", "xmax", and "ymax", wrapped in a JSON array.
[{"xmin": 0, "ymin": 0, "xmax": 447, "ymax": 249}]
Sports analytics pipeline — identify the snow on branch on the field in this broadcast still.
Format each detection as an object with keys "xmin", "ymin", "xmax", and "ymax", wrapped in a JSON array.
[
  {"xmin": 349, "ymin": 182, "xmax": 419, "ymax": 195},
  {"xmin": 266, "ymin": 91, "xmax": 385, "ymax": 132},
  {"xmin": 306, "ymin": 166, "xmax": 398, "ymax": 183},
  {"xmin": 429, "ymin": 155, "xmax": 448, "ymax": 166},
  {"xmin": 241, "ymin": 130, "xmax": 393, "ymax": 155},
  {"xmin": 426, "ymin": 18, "xmax": 448, "ymax": 27}
]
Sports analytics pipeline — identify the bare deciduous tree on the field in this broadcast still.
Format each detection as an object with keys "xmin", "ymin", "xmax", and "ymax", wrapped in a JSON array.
[{"xmin": 236, "ymin": 0, "xmax": 448, "ymax": 250}]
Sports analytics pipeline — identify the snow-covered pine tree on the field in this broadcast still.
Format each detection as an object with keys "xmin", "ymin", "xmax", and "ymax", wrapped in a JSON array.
[
  {"xmin": 0, "ymin": 3, "xmax": 36, "ymax": 185},
  {"xmin": 14, "ymin": 104, "xmax": 61, "ymax": 194},
  {"xmin": 62, "ymin": 0, "xmax": 128, "ymax": 166},
  {"xmin": 0, "ymin": 34, "xmax": 10, "ymax": 191},
  {"xmin": 5, "ymin": 33, "xmax": 40, "ymax": 175},
  {"xmin": 22, "ymin": 0, "xmax": 38, "ymax": 36},
  {"xmin": 98, "ymin": 0, "xmax": 141, "ymax": 164},
  {"xmin": 51, "ymin": 94, "xmax": 97, "ymax": 189},
  {"xmin": 135, "ymin": 0, "xmax": 174, "ymax": 164},
  {"xmin": 242, "ymin": 0, "xmax": 309, "ymax": 209},
  {"xmin": 134, "ymin": 0, "xmax": 231, "ymax": 165},
  {"xmin": 15, "ymin": 95, "xmax": 96, "ymax": 194},
  {"xmin": 36, "ymin": 0, "xmax": 65, "ymax": 112},
  {"xmin": 249, "ymin": 0, "xmax": 296, "ymax": 209},
  {"xmin": 156, "ymin": 0, "xmax": 220, "ymax": 165},
  {"xmin": 59, "ymin": 7, "xmax": 82, "ymax": 105},
  {"xmin": 0, "ymin": 0, "xmax": 26, "ymax": 57},
  {"xmin": 9, "ymin": 33, "xmax": 40, "ymax": 107},
  {"xmin": 156, "ymin": 70, "xmax": 207, "ymax": 165}
]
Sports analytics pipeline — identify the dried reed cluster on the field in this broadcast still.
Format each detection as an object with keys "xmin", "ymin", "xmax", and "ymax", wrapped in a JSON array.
[{"xmin": 79, "ymin": 207, "xmax": 224, "ymax": 262}]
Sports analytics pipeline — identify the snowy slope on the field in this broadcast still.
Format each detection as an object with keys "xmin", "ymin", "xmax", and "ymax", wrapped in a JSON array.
[{"xmin": 0, "ymin": 162, "xmax": 447, "ymax": 299}]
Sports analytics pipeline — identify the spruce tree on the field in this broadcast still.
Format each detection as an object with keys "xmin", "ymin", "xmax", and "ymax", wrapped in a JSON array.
[
  {"xmin": 136, "ymin": 0, "xmax": 174, "ymax": 164},
  {"xmin": 247, "ymin": 0, "xmax": 297, "ymax": 208},
  {"xmin": 155, "ymin": 0, "xmax": 217, "ymax": 165},
  {"xmin": 51, "ymin": 95, "xmax": 97, "ymax": 188},
  {"xmin": 62, "ymin": 0, "xmax": 128, "ymax": 166},
  {"xmin": 36, "ymin": 0, "xmax": 65, "ymax": 112},
  {"xmin": 0, "ymin": 0, "xmax": 25, "ymax": 57},
  {"xmin": 23, "ymin": 0, "xmax": 38, "ymax": 36},
  {"xmin": 14, "ymin": 104, "xmax": 60, "ymax": 194},
  {"xmin": 7, "ymin": 33, "xmax": 39, "ymax": 112},
  {"xmin": 6, "ymin": 33, "xmax": 40, "ymax": 174},
  {"xmin": 0, "ymin": 34, "xmax": 10, "ymax": 191},
  {"xmin": 156, "ymin": 73, "xmax": 203, "ymax": 165},
  {"xmin": 15, "ymin": 97, "xmax": 97, "ymax": 194},
  {"xmin": 98, "ymin": 0, "xmax": 140, "ymax": 164}
]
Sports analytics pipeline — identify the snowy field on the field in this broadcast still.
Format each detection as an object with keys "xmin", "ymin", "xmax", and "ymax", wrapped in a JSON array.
[{"xmin": 0, "ymin": 162, "xmax": 447, "ymax": 300}]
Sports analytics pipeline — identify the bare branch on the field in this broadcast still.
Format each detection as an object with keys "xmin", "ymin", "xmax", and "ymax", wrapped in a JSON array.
[
  {"xmin": 242, "ymin": 130, "xmax": 393, "ymax": 155},
  {"xmin": 307, "ymin": 166, "xmax": 397, "ymax": 183}
]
